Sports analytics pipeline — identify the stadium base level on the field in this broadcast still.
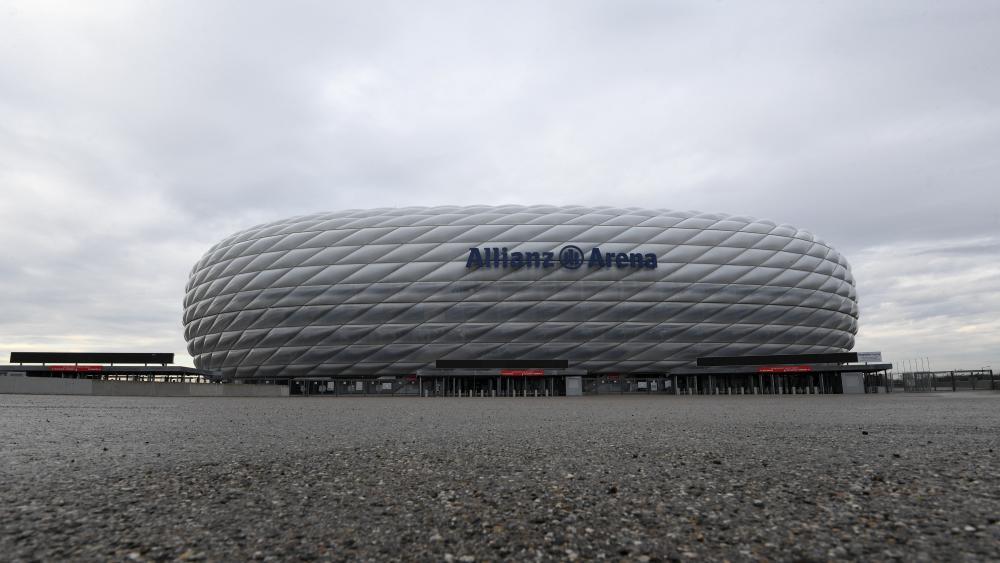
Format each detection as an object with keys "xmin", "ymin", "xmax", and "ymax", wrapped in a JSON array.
[{"xmin": 282, "ymin": 363, "xmax": 893, "ymax": 396}]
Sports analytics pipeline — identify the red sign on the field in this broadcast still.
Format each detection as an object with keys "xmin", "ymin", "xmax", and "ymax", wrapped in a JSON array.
[
  {"xmin": 500, "ymin": 369, "xmax": 545, "ymax": 377},
  {"xmin": 757, "ymin": 365, "xmax": 812, "ymax": 373},
  {"xmin": 49, "ymin": 365, "xmax": 103, "ymax": 372}
]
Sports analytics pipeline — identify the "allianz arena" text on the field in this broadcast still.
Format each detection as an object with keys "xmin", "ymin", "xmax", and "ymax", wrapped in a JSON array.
[{"xmin": 465, "ymin": 246, "xmax": 659, "ymax": 269}]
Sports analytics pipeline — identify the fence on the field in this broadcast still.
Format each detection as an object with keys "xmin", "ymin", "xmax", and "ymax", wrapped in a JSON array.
[{"xmin": 901, "ymin": 369, "xmax": 995, "ymax": 392}]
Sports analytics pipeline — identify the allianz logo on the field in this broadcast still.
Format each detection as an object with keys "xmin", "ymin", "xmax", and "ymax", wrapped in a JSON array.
[{"xmin": 465, "ymin": 245, "xmax": 658, "ymax": 270}]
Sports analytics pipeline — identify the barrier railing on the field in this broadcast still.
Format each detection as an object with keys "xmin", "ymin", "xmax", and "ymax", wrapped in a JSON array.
[{"xmin": 901, "ymin": 370, "xmax": 994, "ymax": 392}]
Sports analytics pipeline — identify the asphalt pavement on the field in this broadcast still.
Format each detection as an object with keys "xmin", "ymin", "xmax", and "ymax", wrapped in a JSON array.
[{"xmin": 1, "ymin": 392, "xmax": 998, "ymax": 561}]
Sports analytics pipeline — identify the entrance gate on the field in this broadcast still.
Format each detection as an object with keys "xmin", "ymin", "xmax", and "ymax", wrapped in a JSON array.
[
  {"xmin": 418, "ymin": 374, "xmax": 566, "ymax": 397},
  {"xmin": 415, "ymin": 368, "xmax": 583, "ymax": 397}
]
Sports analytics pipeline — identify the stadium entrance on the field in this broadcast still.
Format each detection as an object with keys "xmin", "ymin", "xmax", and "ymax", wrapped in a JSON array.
[{"xmin": 416, "ymin": 368, "xmax": 580, "ymax": 397}]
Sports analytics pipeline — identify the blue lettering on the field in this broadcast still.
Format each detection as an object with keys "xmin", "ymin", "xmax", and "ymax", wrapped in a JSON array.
[
  {"xmin": 588, "ymin": 248, "xmax": 604, "ymax": 268},
  {"xmin": 468, "ymin": 245, "xmax": 656, "ymax": 269},
  {"xmin": 466, "ymin": 248, "xmax": 483, "ymax": 268}
]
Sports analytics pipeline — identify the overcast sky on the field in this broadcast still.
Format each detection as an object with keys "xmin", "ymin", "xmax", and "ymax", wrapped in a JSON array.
[{"xmin": 1, "ymin": 1, "xmax": 997, "ymax": 371}]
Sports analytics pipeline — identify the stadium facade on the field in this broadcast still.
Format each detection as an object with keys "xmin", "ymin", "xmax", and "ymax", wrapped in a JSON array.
[{"xmin": 182, "ymin": 206, "xmax": 861, "ymax": 394}]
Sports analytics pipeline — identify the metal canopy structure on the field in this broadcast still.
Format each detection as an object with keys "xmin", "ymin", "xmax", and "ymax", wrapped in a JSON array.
[
  {"xmin": 9, "ymin": 352, "xmax": 175, "ymax": 365},
  {"xmin": 0, "ymin": 364, "xmax": 218, "ymax": 379},
  {"xmin": 417, "ymin": 367, "xmax": 587, "ymax": 377},
  {"xmin": 434, "ymin": 359, "xmax": 570, "ymax": 369},
  {"xmin": 676, "ymin": 362, "xmax": 892, "ymax": 375},
  {"xmin": 2, "ymin": 352, "xmax": 221, "ymax": 383},
  {"xmin": 696, "ymin": 352, "xmax": 859, "ymax": 367}
]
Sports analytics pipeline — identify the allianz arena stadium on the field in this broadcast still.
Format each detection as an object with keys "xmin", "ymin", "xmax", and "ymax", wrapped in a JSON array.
[{"xmin": 183, "ymin": 205, "xmax": 866, "ymax": 395}]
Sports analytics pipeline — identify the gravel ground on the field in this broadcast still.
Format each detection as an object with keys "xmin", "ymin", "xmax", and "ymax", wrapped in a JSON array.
[{"xmin": 1, "ymin": 392, "xmax": 999, "ymax": 562}]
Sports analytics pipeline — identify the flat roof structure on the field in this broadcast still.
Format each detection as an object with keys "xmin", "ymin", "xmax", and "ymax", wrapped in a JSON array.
[
  {"xmin": 696, "ymin": 352, "xmax": 860, "ymax": 366},
  {"xmin": 673, "ymin": 363, "xmax": 892, "ymax": 376},
  {"xmin": 3, "ymin": 352, "xmax": 221, "ymax": 382},
  {"xmin": 9, "ymin": 352, "xmax": 175, "ymax": 364},
  {"xmin": 1, "ymin": 364, "xmax": 220, "ymax": 379}
]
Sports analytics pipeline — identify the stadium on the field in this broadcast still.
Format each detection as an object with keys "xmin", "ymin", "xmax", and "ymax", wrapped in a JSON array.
[{"xmin": 182, "ymin": 205, "xmax": 879, "ymax": 395}]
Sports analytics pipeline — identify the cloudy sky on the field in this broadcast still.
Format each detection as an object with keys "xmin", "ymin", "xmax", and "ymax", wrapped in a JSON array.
[{"xmin": 1, "ymin": 1, "xmax": 997, "ymax": 371}]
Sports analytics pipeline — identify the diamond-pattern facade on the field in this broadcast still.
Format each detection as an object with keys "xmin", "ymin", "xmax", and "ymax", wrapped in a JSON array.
[{"xmin": 183, "ymin": 206, "xmax": 858, "ymax": 380}]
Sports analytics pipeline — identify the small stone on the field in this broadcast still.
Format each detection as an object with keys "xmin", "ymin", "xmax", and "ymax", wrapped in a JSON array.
[
  {"xmin": 178, "ymin": 550, "xmax": 205, "ymax": 561},
  {"xmin": 430, "ymin": 533, "xmax": 444, "ymax": 542},
  {"xmin": 964, "ymin": 525, "xmax": 977, "ymax": 532}
]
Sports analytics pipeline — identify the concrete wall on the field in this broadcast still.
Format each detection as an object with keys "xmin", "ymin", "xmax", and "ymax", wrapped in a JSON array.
[
  {"xmin": 841, "ymin": 372, "xmax": 865, "ymax": 394},
  {"xmin": 566, "ymin": 376, "xmax": 583, "ymax": 396},
  {"xmin": 0, "ymin": 375, "xmax": 289, "ymax": 397}
]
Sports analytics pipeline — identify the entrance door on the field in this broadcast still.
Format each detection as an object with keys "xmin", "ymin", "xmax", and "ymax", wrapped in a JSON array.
[
  {"xmin": 499, "ymin": 376, "xmax": 564, "ymax": 396},
  {"xmin": 418, "ymin": 375, "xmax": 567, "ymax": 396}
]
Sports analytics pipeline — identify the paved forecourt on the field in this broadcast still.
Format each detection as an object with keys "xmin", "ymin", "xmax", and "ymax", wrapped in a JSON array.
[{"xmin": 1, "ymin": 393, "xmax": 998, "ymax": 561}]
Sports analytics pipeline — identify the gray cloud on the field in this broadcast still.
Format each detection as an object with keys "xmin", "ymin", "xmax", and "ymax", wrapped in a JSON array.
[
  {"xmin": 915, "ymin": 240, "xmax": 1000, "ymax": 257},
  {"xmin": 1, "ymin": 1, "xmax": 997, "ymax": 369},
  {"xmin": 852, "ymin": 237, "xmax": 1000, "ymax": 370}
]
